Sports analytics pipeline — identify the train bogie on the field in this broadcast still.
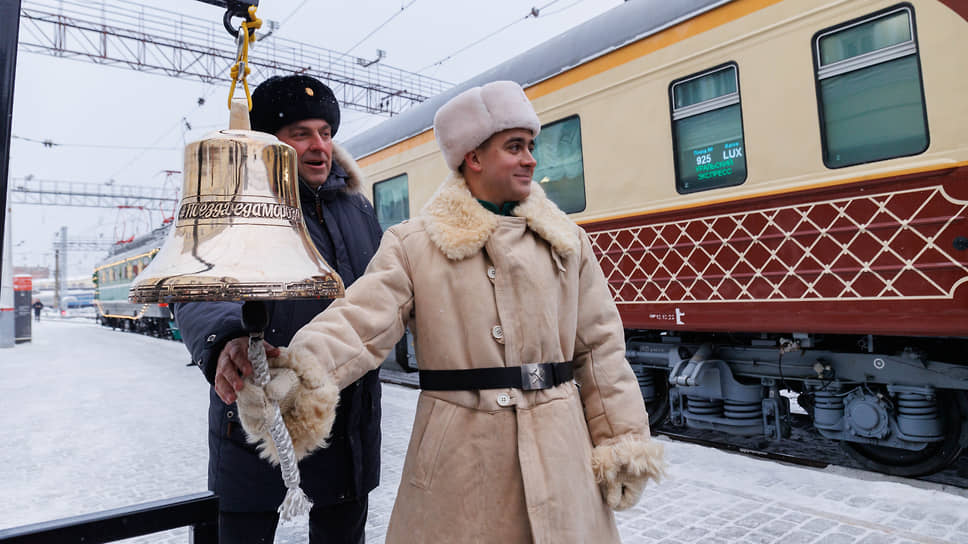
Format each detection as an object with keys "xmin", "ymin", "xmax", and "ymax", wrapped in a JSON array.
[{"xmin": 627, "ymin": 334, "xmax": 968, "ymax": 476}]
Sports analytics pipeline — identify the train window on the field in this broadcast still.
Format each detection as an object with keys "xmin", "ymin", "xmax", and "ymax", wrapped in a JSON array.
[
  {"xmin": 670, "ymin": 63, "xmax": 747, "ymax": 194},
  {"xmin": 533, "ymin": 115, "xmax": 586, "ymax": 213},
  {"xmin": 813, "ymin": 5, "xmax": 928, "ymax": 168},
  {"xmin": 373, "ymin": 173, "xmax": 409, "ymax": 231}
]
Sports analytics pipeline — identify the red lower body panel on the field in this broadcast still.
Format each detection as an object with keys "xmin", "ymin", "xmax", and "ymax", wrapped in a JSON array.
[{"xmin": 585, "ymin": 166, "xmax": 968, "ymax": 336}]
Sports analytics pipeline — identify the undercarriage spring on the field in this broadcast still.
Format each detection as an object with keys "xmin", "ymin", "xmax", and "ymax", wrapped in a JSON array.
[{"xmin": 687, "ymin": 397, "xmax": 723, "ymax": 416}]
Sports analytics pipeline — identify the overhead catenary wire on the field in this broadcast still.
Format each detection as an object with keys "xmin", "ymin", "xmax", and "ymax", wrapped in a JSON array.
[
  {"xmin": 539, "ymin": 0, "xmax": 588, "ymax": 18},
  {"xmin": 12, "ymin": 134, "xmax": 178, "ymax": 151},
  {"xmin": 93, "ymin": 6, "xmax": 239, "ymax": 182},
  {"xmin": 106, "ymin": 115, "xmax": 195, "ymax": 180},
  {"xmin": 340, "ymin": 0, "xmax": 418, "ymax": 58},
  {"xmin": 418, "ymin": 0, "xmax": 563, "ymax": 73},
  {"xmin": 22, "ymin": 0, "xmax": 453, "ymax": 100},
  {"xmin": 26, "ymin": 0, "xmax": 233, "ymax": 46},
  {"xmin": 21, "ymin": 0, "xmax": 608, "ymax": 201},
  {"xmin": 29, "ymin": 0, "xmax": 446, "ymax": 181},
  {"xmin": 275, "ymin": 0, "xmax": 311, "ymax": 30},
  {"xmin": 14, "ymin": 0, "xmax": 617, "ymax": 272},
  {"xmin": 106, "ymin": 82, "xmax": 221, "ymax": 182}
]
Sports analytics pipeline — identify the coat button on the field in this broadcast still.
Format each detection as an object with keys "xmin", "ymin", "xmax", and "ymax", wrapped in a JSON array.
[
  {"xmin": 206, "ymin": 334, "xmax": 217, "ymax": 343},
  {"xmin": 226, "ymin": 410, "xmax": 234, "ymax": 418},
  {"xmin": 491, "ymin": 325, "xmax": 504, "ymax": 344},
  {"xmin": 486, "ymin": 266, "xmax": 496, "ymax": 280},
  {"xmin": 497, "ymin": 393, "xmax": 512, "ymax": 406}
]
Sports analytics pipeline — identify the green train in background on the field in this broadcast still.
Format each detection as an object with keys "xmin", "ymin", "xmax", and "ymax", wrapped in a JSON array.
[{"xmin": 93, "ymin": 225, "xmax": 180, "ymax": 340}]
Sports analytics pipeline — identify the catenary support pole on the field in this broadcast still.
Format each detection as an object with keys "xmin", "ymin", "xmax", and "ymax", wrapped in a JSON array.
[
  {"xmin": 0, "ymin": 0, "xmax": 21, "ymax": 272},
  {"xmin": 0, "ymin": 0, "xmax": 22, "ymax": 348}
]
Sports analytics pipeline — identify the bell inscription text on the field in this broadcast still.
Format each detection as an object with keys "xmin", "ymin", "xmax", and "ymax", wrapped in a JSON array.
[{"xmin": 178, "ymin": 200, "xmax": 302, "ymax": 224}]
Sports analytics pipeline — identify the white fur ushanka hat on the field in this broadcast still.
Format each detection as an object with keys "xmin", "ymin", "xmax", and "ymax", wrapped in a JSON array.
[{"xmin": 433, "ymin": 80, "xmax": 541, "ymax": 171}]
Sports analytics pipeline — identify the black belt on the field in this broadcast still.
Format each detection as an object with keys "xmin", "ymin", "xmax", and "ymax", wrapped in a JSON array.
[{"xmin": 419, "ymin": 362, "xmax": 573, "ymax": 391}]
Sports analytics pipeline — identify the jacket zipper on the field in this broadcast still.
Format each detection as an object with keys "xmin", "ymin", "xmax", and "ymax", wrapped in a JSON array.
[{"xmin": 315, "ymin": 193, "xmax": 325, "ymax": 225}]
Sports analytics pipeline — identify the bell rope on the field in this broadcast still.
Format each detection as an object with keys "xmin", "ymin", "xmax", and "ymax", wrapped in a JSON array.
[{"xmin": 248, "ymin": 331, "xmax": 313, "ymax": 521}]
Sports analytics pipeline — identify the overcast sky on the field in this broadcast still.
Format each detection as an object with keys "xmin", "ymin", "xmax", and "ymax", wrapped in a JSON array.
[{"xmin": 8, "ymin": 0, "xmax": 624, "ymax": 277}]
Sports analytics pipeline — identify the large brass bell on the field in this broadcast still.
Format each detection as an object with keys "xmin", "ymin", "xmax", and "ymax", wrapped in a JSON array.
[
  {"xmin": 129, "ymin": 101, "xmax": 344, "ymax": 303},
  {"xmin": 129, "ymin": 99, "xmax": 343, "ymax": 520}
]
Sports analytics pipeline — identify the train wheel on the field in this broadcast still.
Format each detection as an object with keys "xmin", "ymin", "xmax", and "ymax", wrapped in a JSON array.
[{"xmin": 842, "ymin": 390, "xmax": 966, "ymax": 477}]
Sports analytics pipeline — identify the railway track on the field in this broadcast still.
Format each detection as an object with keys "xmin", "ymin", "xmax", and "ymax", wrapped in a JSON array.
[
  {"xmin": 652, "ymin": 427, "xmax": 829, "ymax": 469},
  {"xmin": 653, "ymin": 416, "xmax": 968, "ymax": 489}
]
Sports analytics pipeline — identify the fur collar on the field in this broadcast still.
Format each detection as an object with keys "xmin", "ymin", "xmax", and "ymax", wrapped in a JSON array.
[
  {"xmin": 421, "ymin": 172, "xmax": 580, "ymax": 261},
  {"xmin": 332, "ymin": 143, "xmax": 365, "ymax": 193}
]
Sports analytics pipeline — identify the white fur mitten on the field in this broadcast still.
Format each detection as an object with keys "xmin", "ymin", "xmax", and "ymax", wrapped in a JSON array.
[
  {"xmin": 237, "ymin": 347, "xmax": 340, "ymax": 464},
  {"xmin": 591, "ymin": 434, "xmax": 666, "ymax": 510}
]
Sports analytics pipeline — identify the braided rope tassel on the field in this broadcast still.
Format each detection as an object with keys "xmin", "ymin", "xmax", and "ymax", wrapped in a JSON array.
[{"xmin": 249, "ymin": 333, "xmax": 312, "ymax": 521}]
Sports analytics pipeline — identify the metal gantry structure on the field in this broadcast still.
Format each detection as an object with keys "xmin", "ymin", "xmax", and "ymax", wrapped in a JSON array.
[
  {"xmin": 61, "ymin": 238, "xmax": 127, "ymax": 251},
  {"xmin": 8, "ymin": 177, "xmax": 179, "ymax": 209},
  {"xmin": 18, "ymin": 0, "xmax": 453, "ymax": 116}
]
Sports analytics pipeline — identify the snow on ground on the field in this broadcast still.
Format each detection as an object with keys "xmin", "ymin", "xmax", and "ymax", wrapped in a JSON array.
[
  {"xmin": 0, "ymin": 317, "xmax": 209, "ymax": 530},
  {"xmin": 2, "ymin": 318, "xmax": 968, "ymax": 543}
]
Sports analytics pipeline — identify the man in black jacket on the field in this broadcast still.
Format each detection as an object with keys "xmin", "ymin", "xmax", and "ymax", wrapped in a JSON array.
[{"xmin": 174, "ymin": 75, "xmax": 383, "ymax": 544}]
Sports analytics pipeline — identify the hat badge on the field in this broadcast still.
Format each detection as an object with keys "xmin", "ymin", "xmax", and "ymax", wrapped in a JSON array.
[{"xmin": 305, "ymin": 87, "xmax": 314, "ymax": 97}]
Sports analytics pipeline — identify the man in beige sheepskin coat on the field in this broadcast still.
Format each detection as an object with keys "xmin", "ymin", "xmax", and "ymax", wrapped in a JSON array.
[{"xmin": 237, "ymin": 80, "xmax": 664, "ymax": 543}]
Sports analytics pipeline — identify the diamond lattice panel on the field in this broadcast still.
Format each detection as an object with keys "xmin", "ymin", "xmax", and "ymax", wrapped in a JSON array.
[{"xmin": 589, "ymin": 185, "xmax": 968, "ymax": 304}]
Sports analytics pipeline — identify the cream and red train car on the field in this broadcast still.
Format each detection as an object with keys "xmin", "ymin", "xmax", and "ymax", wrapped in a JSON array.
[{"xmin": 344, "ymin": 0, "xmax": 968, "ymax": 476}]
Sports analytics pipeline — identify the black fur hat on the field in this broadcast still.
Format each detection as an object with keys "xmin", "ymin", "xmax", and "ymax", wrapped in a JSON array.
[{"xmin": 250, "ymin": 75, "xmax": 341, "ymax": 136}]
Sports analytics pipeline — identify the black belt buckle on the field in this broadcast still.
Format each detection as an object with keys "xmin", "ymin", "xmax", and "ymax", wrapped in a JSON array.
[{"xmin": 520, "ymin": 363, "xmax": 552, "ymax": 391}]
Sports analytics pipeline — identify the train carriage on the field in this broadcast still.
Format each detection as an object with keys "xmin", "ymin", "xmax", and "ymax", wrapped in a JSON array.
[
  {"xmin": 343, "ymin": 0, "xmax": 968, "ymax": 476},
  {"xmin": 93, "ymin": 225, "xmax": 177, "ymax": 338}
]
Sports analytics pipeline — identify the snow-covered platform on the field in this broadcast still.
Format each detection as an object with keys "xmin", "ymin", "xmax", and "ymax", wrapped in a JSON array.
[{"xmin": 2, "ymin": 319, "xmax": 967, "ymax": 543}]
